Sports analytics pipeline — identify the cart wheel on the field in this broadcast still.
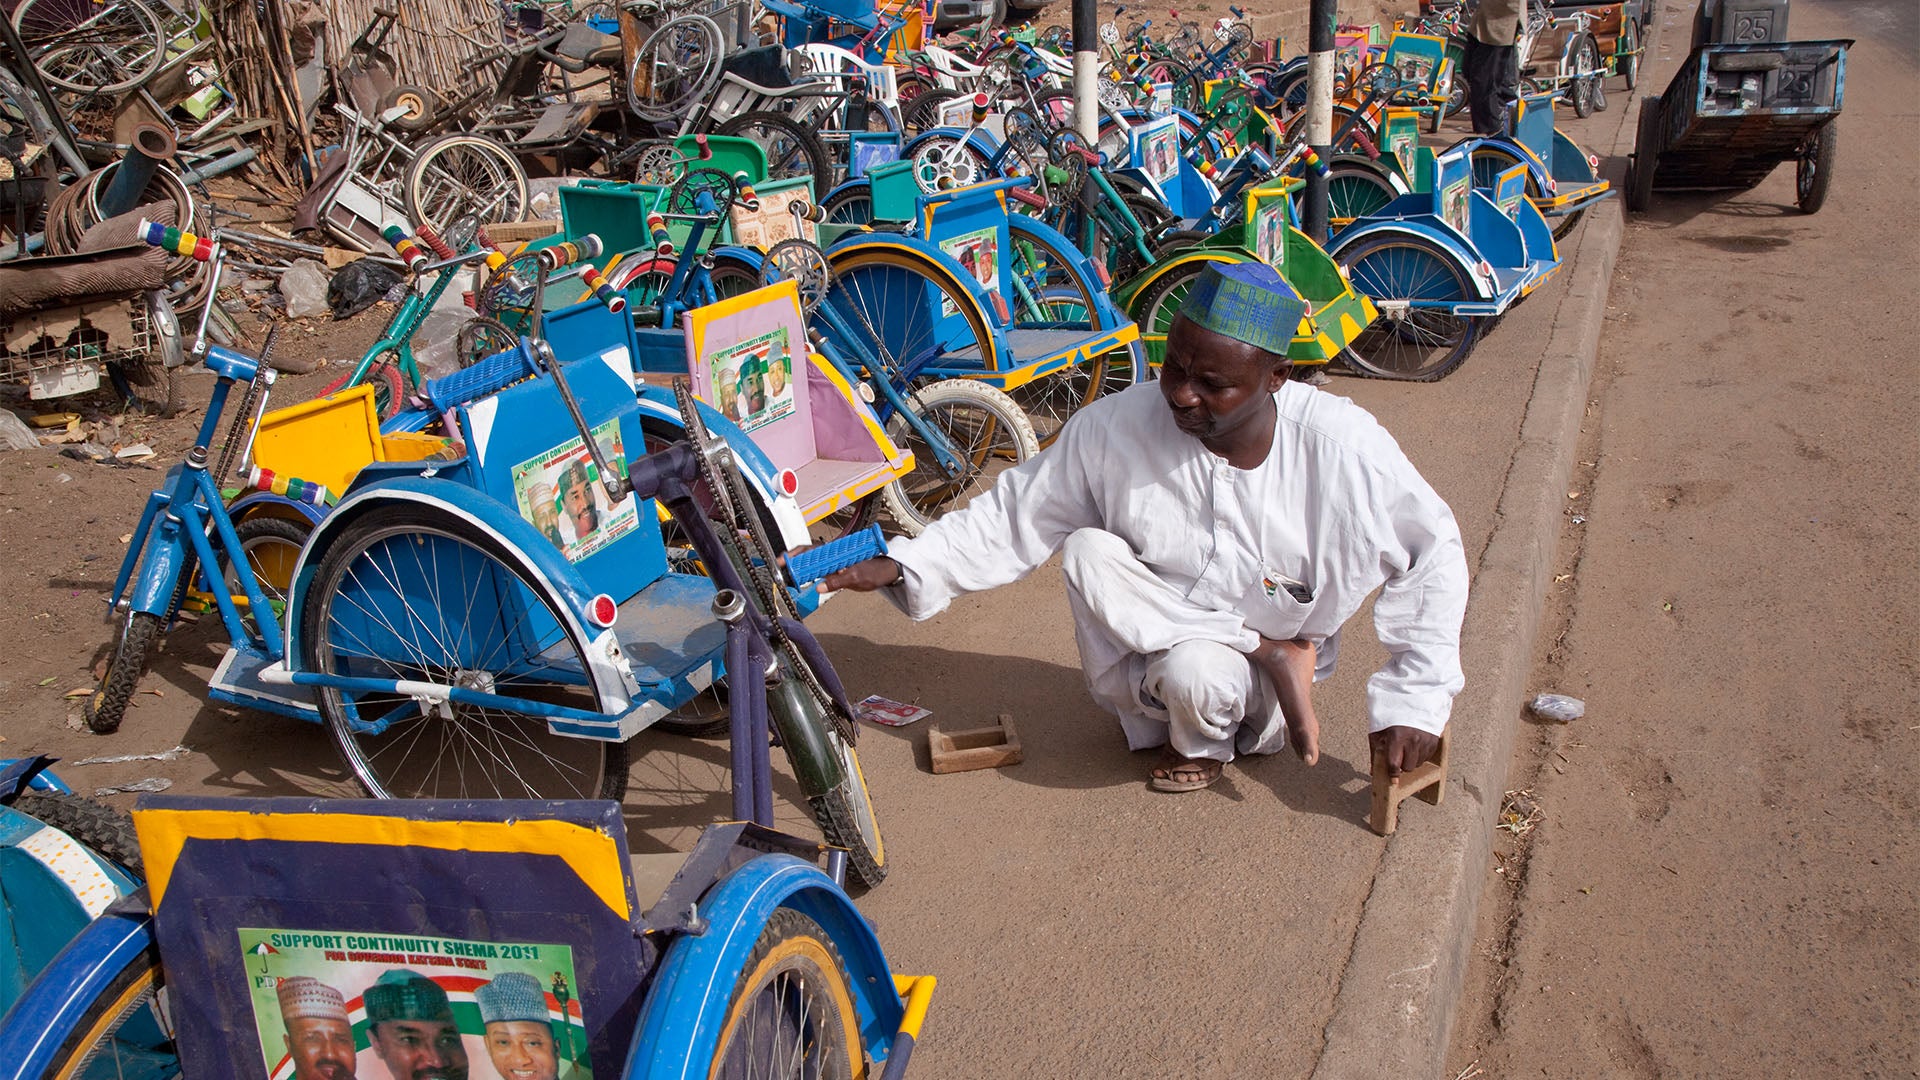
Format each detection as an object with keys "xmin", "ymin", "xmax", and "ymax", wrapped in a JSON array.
[
  {"xmin": 1334, "ymin": 235, "xmax": 1482, "ymax": 382},
  {"xmin": 823, "ymin": 243, "xmax": 1001, "ymax": 374},
  {"xmin": 879, "ymin": 379, "xmax": 1038, "ymax": 536},
  {"xmin": 1618, "ymin": 21, "xmax": 1640, "ymax": 91},
  {"xmin": 32, "ymin": 932, "xmax": 176, "ymax": 1075},
  {"xmin": 1795, "ymin": 121, "xmax": 1836, "ymax": 214},
  {"xmin": 1132, "ymin": 257, "xmax": 1220, "ymax": 366},
  {"xmin": 303, "ymin": 506, "xmax": 630, "ymax": 801},
  {"xmin": 377, "ymin": 84, "xmax": 438, "ymax": 133},
  {"xmin": 820, "ymin": 182, "xmax": 876, "ymax": 228},
  {"xmin": 1627, "ymin": 97, "xmax": 1660, "ymax": 213},
  {"xmin": 1004, "ymin": 224, "xmax": 1142, "ymax": 446},
  {"xmin": 1325, "ymin": 162, "xmax": 1403, "ymax": 225},
  {"xmin": 403, "ymin": 133, "xmax": 529, "ymax": 238},
  {"xmin": 710, "ymin": 908, "xmax": 863, "ymax": 1077},
  {"xmin": 84, "ymin": 609, "xmax": 162, "ymax": 734},
  {"xmin": 1568, "ymin": 35, "xmax": 1602, "ymax": 118},
  {"xmin": 901, "ymin": 88, "xmax": 963, "ymax": 135}
]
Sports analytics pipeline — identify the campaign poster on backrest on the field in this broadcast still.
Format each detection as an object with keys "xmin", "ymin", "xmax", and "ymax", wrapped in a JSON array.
[{"xmin": 511, "ymin": 421, "xmax": 638, "ymax": 562}]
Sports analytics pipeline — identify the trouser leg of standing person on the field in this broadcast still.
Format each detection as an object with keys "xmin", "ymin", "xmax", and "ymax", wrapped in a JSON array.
[
  {"xmin": 1496, "ymin": 42, "xmax": 1521, "ymax": 133},
  {"xmin": 1059, "ymin": 528, "xmax": 1287, "ymax": 762},
  {"xmin": 1463, "ymin": 35, "xmax": 1505, "ymax": 135}
]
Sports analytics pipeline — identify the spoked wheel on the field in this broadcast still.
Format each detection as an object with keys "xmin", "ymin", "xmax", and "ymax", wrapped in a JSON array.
[
  {"xmin": 716, "ymin": 111, "xmax": 832, "ymax": 187},
  {"xmin": 628, "ymin": 13, "xmax": 724, "ymax": 122},
  {"xmin": 823, "ymin": 244, "xmax": 1000, "ymax": 377},
  {"xmin": 1795, "ymin": 121, "xmax": 1836, "ymax": 214},
  {"xmin": 1567, "ymin": 34, "xmax": 1603, "ymax": 118},
  {"xmin": 13, "ymin": 0, "xmax": 164, "ymax": 95},
  {"xmin": 901, "ymin": 88, "xmax": 963, "ymax": 135},
  {"xmin": 403, "ymin": 133, "xmax": 529, "ymax": 237},
  {"xmin": 820, "ymin": 183, "xmax": 876, "ymax": 227},
  {"xmin": 1326, "ymin": 162, "xmax": 1402, "ymax": 225},
  {"xmin": 214, "ymin": 515, "xmax": 309, "ymax": 643},
  {"xmin": 1618, "ymin": 20, "xmax": 1640, "ymax": 91},
  {"xmin": 710, "ymin": 908, "xmax": 863, "ymax": 1079},
  {"xmin": 1003, "ymin": 225, "xmax": 1142, "ymax": 444},
  {"xmin": 759, "ymin": 239, "xmax": 833, "ymax": 312},
  {"xmin": 1336, "ymin": 235, "xmax": 1481, "ymax": 381},
  {"xmin": 318, "ymin": 357, "xmax": 408, "ymax": 419},
  {"xmin": 303, "ymin": 506, "xmax": 630, "ymax": 801},
  {"xmin": 879, "ymin": 379, "xmax": 1038, "ymax": 536},
  {"xmin": 1550, "ymin": 208, "xmax": 1586, "ymax": 242},
  {"xmin": 37, "ymin": 934, "xmax": 178, "ymax": 1077},
  {"xmin": 1132, "ymin": 257, "xmax": 1223, "ymax": 365}
]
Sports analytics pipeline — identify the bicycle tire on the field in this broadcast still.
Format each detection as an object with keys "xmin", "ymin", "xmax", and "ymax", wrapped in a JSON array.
[
  {"xmin": 628, "ymin": 13, "xmax": 724, "ymax": 123},
  {"xmin": 37, "ymin": 933, "xmax": 176, "ymax": 1076},
  {"xmin": 303, "ymin": 505, "xmax": 630, "ymax": 802},
  {"xmin": 212, "ymin": 515, "xmax": 308, "ymax": 643},
  {"xmin": 879, "ymin": 378, "xmax": 1038, "ymax": 536},
  {"xmin": 318, "ymin": 359, "xmax": 407, "ymax": 420},
  {"xmin": 1551, "ymin": 208, "xmax": 1585, "ymax": 242},
  {"xmin": 11, "ymin": 791, "xmax": 144, "ymax": 876},
  {"xmin": 1618, "ymin": 20, "xmax": 1639, "ymax": 91},
  {"xmin": 1795, "ymin": 121, "xmax": 1835, "ymax": 214},
  {"xmin": 901, "ymin": 88, "xmax": 963, "ymax": 134},
  {"xmin": 1326, "ymin": 161, "xmax": 1401, "ymax": 223},
  {"xmin": 14, "ymin": 0, "xmax": 164, "ymax": 95},
  {"xmin": 823, "ymin": 243, "xmax": 1000, "ymax": 376},
  {"xmin": 1334, "ymin": 234, "xmax": 1481, "ymax": 382},
  {"xmin": 1627, "ymin": 97, "xmax": 1658, "ymax": 213},
  {"xmin": 454, "ymin": 315, "xmax": 519, "ymax": 369},
  {"xmin": 1568, "ymin": 34, "xmax": 1601, "ymax": 118},
  {"xmin": 403, "ymin": 133, "xmax": 529, "ymax": 239},
  {"xmin": 716, "ymin": 110, "xmax": 831, "ymax": 188},
  {"xmin": 820, "ymin": 183, "xmax": 875, "ymax": 227},
  {"xmin": 709, "ymin": 908, "xmax": 863, "ymax": 1077},
  {"xmin": 84, "ymin": 610, "xmax": 161, "ymax": 735}
]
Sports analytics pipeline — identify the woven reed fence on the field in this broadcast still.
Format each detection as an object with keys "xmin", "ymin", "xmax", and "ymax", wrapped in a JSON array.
[{"xmin": 320, "ymin": 0, "xmax": 527, "ymax": 92}]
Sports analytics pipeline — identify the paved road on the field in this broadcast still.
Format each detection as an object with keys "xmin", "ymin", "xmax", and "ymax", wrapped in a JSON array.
[{"xmin": 1447, "ymin": 1, "xmax": 1920, "ymax": 1075}]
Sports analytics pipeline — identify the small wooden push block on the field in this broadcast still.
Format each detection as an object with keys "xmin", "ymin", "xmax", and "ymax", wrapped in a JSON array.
[
  {"xmin": 928, "ymin": 714, "xmax": 1023, "ymax": 774},
  {"xmin": 1368, "ymin": 731, "xmax": 1450, "ymax": 835}
]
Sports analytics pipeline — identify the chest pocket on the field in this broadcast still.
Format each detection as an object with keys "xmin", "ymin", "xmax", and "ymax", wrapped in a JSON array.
[{"xmin": 1239, "ymin": 566, "xmax": 1316, "ymax": 641}]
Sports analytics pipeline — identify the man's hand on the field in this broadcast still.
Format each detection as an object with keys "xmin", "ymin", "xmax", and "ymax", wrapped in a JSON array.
[
  {"xmin": 1369, "ymin": 725, "xmax": 1442, "ymax": 777},
  {"xmin": 821, "ymin": 556, "xmax": 903, "ymax": 593}
]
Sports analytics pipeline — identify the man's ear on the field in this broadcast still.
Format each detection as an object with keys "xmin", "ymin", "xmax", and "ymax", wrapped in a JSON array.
[{"xmin": 1268, "ymin": 360, "xmax": 1294, "ymax": 391}]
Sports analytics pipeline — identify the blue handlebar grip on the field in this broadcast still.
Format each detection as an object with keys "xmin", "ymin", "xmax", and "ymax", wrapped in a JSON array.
[{"xmin": 785, "ymin": 524, "xmax": 888, "ymax": 586}]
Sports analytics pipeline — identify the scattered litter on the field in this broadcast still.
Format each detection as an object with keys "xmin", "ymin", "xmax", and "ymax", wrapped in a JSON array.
[
  {"xmin": 28, "ymin": 412, "xmax": 78, "ymax": 428},
  {"xmin": 0, "ymin": 410, "xmax": 43, "ymax": 451},
  {"xmin": 1529, "ymin": 693, "xmax": 1585, "ymax": 722},
  {"xmin": 56, "ymin": 472, "xmax": 71, "ymax": 483},
  {"xmin": 281, "ymin": 259, "xmax": 332, "ymax": 319},
  {"xmin": 327, "ymin": 260, "xmax": 402, "ymax": 320},
  {"xmin": 1497, "ymin": 789, "xmax": 1542, "ymax": 837},
  {"xmin": 1566, "ymin": 491, "xmax": 1580, "ymax": 498},
  {"xmin": 61, "ymin": 443, "xmax": 117, "ymax": 464},
  {"xmin": 1579, "ymin": 886, "xmax": 1594, "ymax": 895},
  {"xmin": 94, "ymin": 778, "xmax": 172, "ymax": 796},
  {"xmin": 1570, "ymin": 515, "xmax": 1586, "ymax": 524},
  {"xmin": 855, "ymin": 695, "xmax": 932, "ymax": 727},
  {"xmin": 115, "ymin": 443, "xmax": 155, "ymax": 461},
  {"xmin": 75, "ymin": 744, "xmax": 193, "ymax": 765},
  {"xmin": 64, "ymin": 687, "xmax": 94, "ymax": 698},
  {"xmin": 37, "ymin": 676, "xmax": 56, "ymax": 686}
]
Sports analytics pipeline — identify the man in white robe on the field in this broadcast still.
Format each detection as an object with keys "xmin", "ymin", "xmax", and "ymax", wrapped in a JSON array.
[{"xmin": 825, "ymin": 262, "xmax": 1468, "ymax": 792}]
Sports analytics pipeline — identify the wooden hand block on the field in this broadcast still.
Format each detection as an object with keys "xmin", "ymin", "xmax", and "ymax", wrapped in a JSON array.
[
  {"xmin": 1368, "ymin": 730, "xmax": 1450, "ymax": 836},
  {"xmin": 928, "ymin": 714, "xmax": 1023, "ymax": 774}
]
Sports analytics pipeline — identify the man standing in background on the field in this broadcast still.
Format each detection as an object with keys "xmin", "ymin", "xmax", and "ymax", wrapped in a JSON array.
[{"xmin": 1465, "ymin": 0, "xmax": 1525, "ymax": 134}]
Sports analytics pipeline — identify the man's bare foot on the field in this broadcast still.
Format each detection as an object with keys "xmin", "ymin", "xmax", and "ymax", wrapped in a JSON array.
[
  {"xmin": 1250, "ymin": 637, "xmax": 1320, "ymax": 765},
  {"xmin": 1148, "ymin": 747, "xmax": 1224, "ymax": 792}
]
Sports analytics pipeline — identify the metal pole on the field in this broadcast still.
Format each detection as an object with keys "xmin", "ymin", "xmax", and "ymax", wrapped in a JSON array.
[
  {"xmin": 1072, "ymin": 0, "xmax": 1099, "ymax": 142},
  {"xmin": 1302, "ymin": 0, "xmax": 1337, "ymax": 242}
]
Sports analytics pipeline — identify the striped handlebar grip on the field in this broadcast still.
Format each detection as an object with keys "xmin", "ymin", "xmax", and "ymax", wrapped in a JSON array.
[
  {"xmin": 136, "ymin": 218, "xmax": 213, "ymax": 261},
  {"xmin": 381, "ymin": 225, "xmax": 428, "ymax": 272}
]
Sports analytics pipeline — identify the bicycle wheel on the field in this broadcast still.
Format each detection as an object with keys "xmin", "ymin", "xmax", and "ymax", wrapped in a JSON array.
[
  {"xmin": 1795, "ymin": 121, "xmax": 1835, "ymax": 214},
  {"xmin": 13, "ymin": 0, "xmax": 164, "ymax": 95},
  {"xmin": 38, "ymin": 933, "xmax": 178, "ymax": 1077},
  {"xmin": 84, "ymin": 609, "xmax": 161, "ymax": 734},
  {"xmin": 716, "ymin": 111, "xmax": 832, "ymax": 187},
  {"xmin": 709, "ymin": 908, "xmax": 863, "ymax": 1079},
  {"xmin": 820, "ymin": 183, "xmax": 874, "ymax": 227},
  {"xmin": 1617, "ymin": 20, "xmax": 1640, "ymax": 91},
  {"xmin": 403, "ymin": 133, "xmax": 529, "ymax": 239},
  {"xmin": 1131, "ymin": 257, "xmax": 1218, "ymax": 347},
  {"xmin": 12, "ymin": 791, "xmax": 144, "ymax": 876},
  {"xmin": 1326, "ymin": 162, "xmax": 1400, "ymax": 223},
  {"xmin": 1003, "ymin": 225, "xmax": 1141, "ymax": 445},
  {"xmin": 1568, "ymin": 34, "xmax": 1602, "ymax": 118},
  {"xmin": 879, "ymin": 379, "xmax": 1038, "ymax": 536},
  {"xmin": 901, "ymin": 88, "xmax": 962, "ymax": 134},
  {"xmin": 302, "ymin": 506, "xmax": 629, "ymax": 801},
  {"xmin": 628, "ymin": 13, "xmax": 724, "ymax": 122},
  {"xmin": 455, "ymin": 315, "xmax": 519, "ymax": 368},
  {"xmin": 215, "ymin": 515, "xmax": 308, "ymax": 643},
  {"xmin": 771, "ymin": 666, "xmax": 887, "ymax": 888},
  {"xmin": 1335, "ymin": 235, "xmax": 1481, "ymax": 381},
  {"xmin": 823, "ymin": 244, "xmax": 998, "ymax": 377}
]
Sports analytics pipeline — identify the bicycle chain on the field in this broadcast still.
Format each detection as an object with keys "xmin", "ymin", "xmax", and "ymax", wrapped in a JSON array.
[{"xmin": 212, "ymin": 325, "xmax": 279, "ymax": 484}]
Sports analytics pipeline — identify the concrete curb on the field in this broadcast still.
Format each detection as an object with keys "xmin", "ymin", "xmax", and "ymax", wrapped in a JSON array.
[{"xmin": 1310, "ymin": 197, "xmax": 1625, "ymax": 1079}]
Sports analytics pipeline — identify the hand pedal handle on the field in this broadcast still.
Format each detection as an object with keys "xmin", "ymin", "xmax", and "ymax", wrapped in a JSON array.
[{"xmin": 785, "ymin": 524, "xmax": 888, "ymax": 586}]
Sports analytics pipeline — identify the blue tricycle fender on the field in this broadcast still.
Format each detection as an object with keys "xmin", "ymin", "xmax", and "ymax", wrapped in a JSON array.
[
  {"xmin": 226, "ymin": 491, "xmax": 327, "ymax": 528},
  {"xmin": 625, "ymin": 854, "xmax": 904, "ymax": 1080},
  {"xmin": 0, "ymin": 908, "xmax": 156, "ymax": 1080},
  {"xmin": 1005, "ymin": 214, "xmax": 1128, "ymax": 324},
  {"xmin": 0, "ymin": 757, "xmax": 69, "ymax": 798},
  {"xmin": 279, "ymin": 477, "xmax": 633, "ymax": 707}
]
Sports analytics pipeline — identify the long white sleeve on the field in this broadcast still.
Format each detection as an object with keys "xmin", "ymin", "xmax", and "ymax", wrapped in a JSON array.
[{"xmin": 1359, "ymin": 468, "xmax": 1469, "ymax": 736}]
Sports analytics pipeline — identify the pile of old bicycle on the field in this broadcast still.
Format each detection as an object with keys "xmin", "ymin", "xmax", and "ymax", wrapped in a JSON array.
[{"xmin": 0, "ymin": 0, "xmax": 1683, "ymax": 1075}]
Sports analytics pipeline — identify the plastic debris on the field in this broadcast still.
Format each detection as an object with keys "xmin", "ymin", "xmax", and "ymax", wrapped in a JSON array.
[
  {"xmin": 115, "ymin": 443, "xmax": 155, "ymax": 460},
  {"xmin": 0, "ymin": 410, "xmax": 43, "ymax": 451},
  {"xmin": 1528, "ymin": 693, "xmax": 1586, "ymax": 722},
  {"xmin": 280, "ymin": 258, "xmax": 332, "ymax": 318},
  {"xmin": 75, "ymin": 744, "xmax": 193, "ymax": 765},
  {"xmin": 855, "ymin": 694, "xmax": 932, "ymax": 727},
  {"xmin": 326, "ymin": 260, "xmax": 402, "ymax": 320},
  {"xmin": 94, "ymin": 778, "xmax": 172, "ymax": 795}
]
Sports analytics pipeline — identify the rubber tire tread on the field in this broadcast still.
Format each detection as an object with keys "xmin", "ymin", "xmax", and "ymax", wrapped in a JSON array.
[
  {"xmin": 84, "ymin": 611, "xmax": 162, "ymax": 734},
  {"xmin": 716, "ymin": 110, "xmax": 832, "ymax": 188},
  {"xmin": 1335, "ymin": 234, "xmax": 1480, "ymax": 382},
  {"xmin": 879, "ymin": 379, "xmax": 1038, "ymax": 536},
  {"xmin": 11, "ymin": 791, "xmax": 144, "ymax": 877},
  {"xmin": 1796, "ymin": 121, "xmax": 1835, "ymax": 214},
  {"xmin": 809, "ymin": 725, "xmax": 886, "ymax": 889}
]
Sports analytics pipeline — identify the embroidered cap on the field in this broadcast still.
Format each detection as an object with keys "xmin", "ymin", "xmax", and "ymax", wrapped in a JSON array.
[
  {"xmin": 475, "ymin": 971, "xmax": 550, "ymax": 1026},
  {"xmin": 363, "ymin": 970, "xmax": 453, "ymax": 1025},
  {"xmin": 1175, "ymin": 262, "xmax": 1307, "ymax": 358},
  {"xmin": 277, "ymin": 976, "xmax": 349, "ymax": 1023}
]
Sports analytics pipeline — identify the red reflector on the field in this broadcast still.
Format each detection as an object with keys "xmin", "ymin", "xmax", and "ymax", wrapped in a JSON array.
[
  {"xmin": 779, "ymin": 469, "xmax": 800, "ymax": 496},
  {"xmin": 588, "ymin": 594, "xmax": 618, "ymax": 628},
  {"xmin": 989, "ymin": 291, "xmax": 1010, "ymax": 323}
]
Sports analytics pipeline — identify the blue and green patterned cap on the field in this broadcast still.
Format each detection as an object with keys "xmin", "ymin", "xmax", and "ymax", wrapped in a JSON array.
[
  {"xmin": 1175, "ymin": 262, "xmax": 1307, "ymax": 358},
  {"xmin": 363, "ymin": 970, "xmax": 453, "ymax": 1025},
  {"xmin": 475, "ymin": 971, "xmax": 549, "ymax": 1026}
]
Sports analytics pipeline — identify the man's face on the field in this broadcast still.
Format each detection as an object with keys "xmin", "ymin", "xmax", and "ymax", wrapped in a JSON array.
[
  {"xmin": 370, "ymin": 1019, "xmax": 468, "ymax": 1080},
  {"xmin": 485, "ymin": 1021, "xmax": 558, "ymax": 1080},
  {"xmin": 285, "ymin": 1015, "xmax": 357, "ymax": 1080},
  {"xmin": 564, "ymin": 478, "xmax": 591, "ymax": 519},
  {"xmin": 1159, "ymin": 315, "xmax": 1288, "ymax": 443}
]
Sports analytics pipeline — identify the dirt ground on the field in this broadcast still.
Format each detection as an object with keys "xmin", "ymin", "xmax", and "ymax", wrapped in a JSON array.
[{"xmin": 1444, "ymin": 1, "xmax": 1920, "ymax": 1076}]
